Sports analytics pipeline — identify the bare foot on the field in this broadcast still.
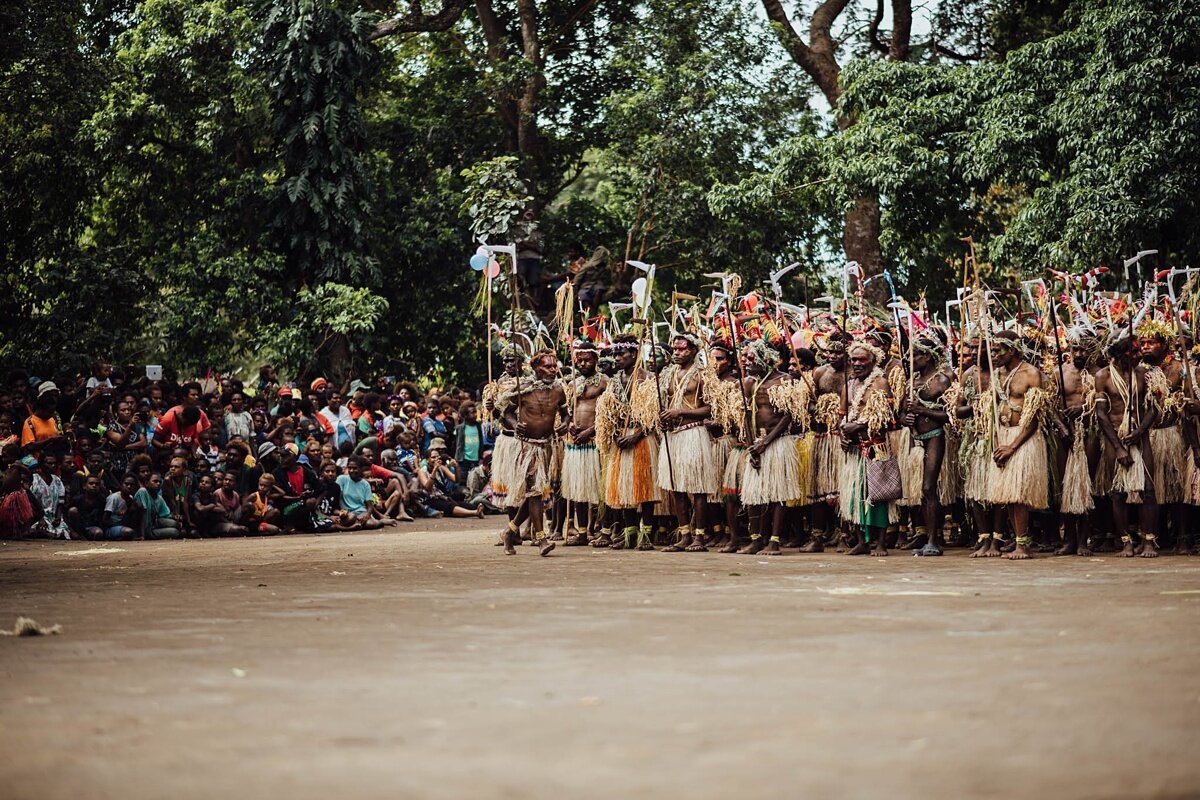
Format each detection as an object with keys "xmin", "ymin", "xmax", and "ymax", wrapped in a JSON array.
[
  {"xmin": 1120, "ymin": 539, "xmax": 1137, "ymax": 558},
  {"xmin": 591, "ymin": 533, "xmax": 611, "ymax": 548},
  {"xmin": 1140, "ymin": 538, "xmax": 1159, "ymax": 558},
  {"xmin": 1077, "ymin": 545, "xmax": 1094, "ymax": 556},
  {"xmin": 566, "ymin": 533, "xmax": 588, "ymax": 546},
  {"xmin": 1004, "ymin": 542, "xmax": 1033, "ymax": 560},
  {"xmin": 871, "ymin": 542, "xmax": 888, "ymax": 557},
  {"xmin": 503, "ymin": 530, "xmax": 517, "ymax": 555},
  {"xmin": 475, "ymin": 505, "xmax": 485, "ymax": 519},
  {"xmin": 737, "ymin": 538, "xmax": 765, "ymax": 555},
  {"xmin": 685, "ymin": 539, "xmax": 709, "ymax": 552},
  {"xmin": 1173, "ymin": 540, "xmax": 1189, "ymax": 556},
  {"xmin": 846, "ymin": 541, "xmax": 869, "ymax": 556},
  {"xmin": 719, "ymin": 542, "xmax": 739, "ymax": 553},
  {"xmin": 539, "ymin": 538, "xmax": 556, "ymax": 557},
  {"xmin": 799, "ymin": 538, "xmax": 824, "ymax": 553},
  {"xmin": 1054, "ymin": 542, "xmax": 1077, "ymax": 556},
  {"xmin": 663, "ymin": 533, "xmax": 690, "ymax": 552},
  {"xmin": 762, "ymin": 539, "xmax": 783, "ymax": 555}
]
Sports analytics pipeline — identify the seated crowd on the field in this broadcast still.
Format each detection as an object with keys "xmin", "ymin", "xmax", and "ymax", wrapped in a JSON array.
[{"xmin": 0, "ymin": 363, "xmax": 502, "ymax": 540}]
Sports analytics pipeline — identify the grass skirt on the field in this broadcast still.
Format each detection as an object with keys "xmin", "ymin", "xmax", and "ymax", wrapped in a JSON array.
[
  {"xmin": 837, "ymin": 450, "xmax": 890, "ymax": 528},
  {"xmin": 722, "ymin": 445, "xmax": 747, "ymax": 496},
  {"xmin": 894, "ymin": 428, "xmax": 924, "ymax": 508},
  {"xmin": 489, "ymin": 434, "xmax": 519, "ymax": 496},
  {"xmin": 938, "ymin": 432, "xmax": 961, "ymax": 507},
  {"xmin": 1150, "ymin": 426, "xmax": 1186, "ymax": 504},
  {"xmin": 657, "ymin": 424, "xmax": 720, "ymax": 495},
  {"xmin": 741, "ymin": 435, "xmax": 802, "ymax": 506},
  {"xmin": 813, "ymin": 433, "xmax": 845, "ymax": 500},
  {"xmin": 1110, "ymin": 442, "xmax": 1147, "ymax": 503},
  {"xmin": 1186, "ymin": 451, "xmax": 1200, "ymax": 506},
  {"xmin": 795, "ymin": 433, "xmax": 814, "ymax": 505},
  {"xmin": 605, "ymin": 428, "xmax": 660, "ymax": 508},
  {"xmin": 1060, "ymin": 419, "xmax": 1094, "ymax": 515},
  {"xmin": 708, "ymin": 435, "xmax": 732, "ymax": 502},
  {"xmin": 561, "ymin": 442, "xmax": 602, "ymax": 504},
  {"xmin": 988, "ymin": 426, "xmax": 1049, "ymax": 509},
  {"xmin": 504, "ymin": 437, "xmax": 553, "ymax": 508},
  {"xmin": 961, "ymin": 432, "xmax": 994, "ymax": 504},
  {"xmin": 549, "ymin": 438, "xmax": 564, "ymax": 488}
]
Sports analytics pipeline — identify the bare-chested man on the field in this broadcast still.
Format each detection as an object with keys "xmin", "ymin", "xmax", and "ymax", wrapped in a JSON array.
[
  {"xmin": 1056, "ymin": 329, "xmax": 1102, "ymax": 555},
  {"xmin": 1138, "ymin": 321, "xmax": 1186, "ymax": 554},
  {"xmin": 900, "ymin": 331, "xmax": 952, "ymax": 556},
  {"xmin": 737, "ymin": 339, "xmax": 803, "ymax": 555},
  {"xmin": 658, "ymin": 333, "xmax": 717, "ymax": 552},
  {"xmin": 957, "ymin": 335, "xmax": 1001, "ymax": 556},
  {"xmin": 705, "ymin": 342, "xmax": 748, "ymax": 553},
  {"xmin": 983, "ymin": 330, "xmax": 1050, "ymax": 560},
  {"xmin": 1095, "ymin": 334, "xmax": 1160, "ymax": 557},
  {"xmin": 596, "ymin": 334, "xmax": 659, "ymax": 550},
  {"xmin": 562, "ymin": 341, "xmax": 607, "ymax": 546},
  {"xmin": 839, "ymin": 338, "xmax": 895, "ymax": 556},
  {"xmin": 485, "ymin": 347, "xmax": 526, "ymax": 544},
  {"xmin": 806, "ymin": 333, "xmax": 849, "ymax": 551},
  {"xmin": 502, "ymin": 350, "xmax": 568, "ymax": 556}
]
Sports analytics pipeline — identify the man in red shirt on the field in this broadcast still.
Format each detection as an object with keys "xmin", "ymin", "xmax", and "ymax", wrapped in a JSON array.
[{"xmin": 153, "ymin": 382, "xmax": 211, "ymax": 451}]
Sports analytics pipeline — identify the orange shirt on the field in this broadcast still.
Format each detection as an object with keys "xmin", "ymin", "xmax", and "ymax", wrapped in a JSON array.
[{"xmin": 20, "ymin": 414, "xmax": 60, "ymax": 448}]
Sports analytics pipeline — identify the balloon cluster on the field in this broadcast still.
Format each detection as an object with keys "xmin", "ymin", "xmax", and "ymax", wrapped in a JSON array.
[{"xmin": 468, "ymin": 245, "xmax": 501, "ymax": 278}]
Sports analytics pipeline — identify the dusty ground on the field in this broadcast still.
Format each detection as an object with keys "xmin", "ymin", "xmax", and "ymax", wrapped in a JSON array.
[{"xmin": 1, "ymin": 520, "xmax": 1199, "ymax": 800}]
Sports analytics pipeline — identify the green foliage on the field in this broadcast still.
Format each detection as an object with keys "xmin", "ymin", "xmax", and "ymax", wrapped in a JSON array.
[
  {"xmin": 260, "ymin": 0, "xmax": 378, "ymax": 284},
  {"xmin": 459, "ymin": 155, "xmax": 532, "ymax": 242},
  {"xmin": 257, "ymin": 282, "xmax": 388, "ymax": 376}
]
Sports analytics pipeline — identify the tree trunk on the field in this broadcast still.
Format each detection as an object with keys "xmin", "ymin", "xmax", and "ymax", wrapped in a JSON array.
[
  {"xmin": 843, "ymin": 197, "xmax": 886, "ymax": 307},
  {"xmin": 324, "ymin": 331, "xmax": 352, "ymax": 386},
  {"xmin": 761, "ymin": 0, "xmax": 907, "ymax": 308}
]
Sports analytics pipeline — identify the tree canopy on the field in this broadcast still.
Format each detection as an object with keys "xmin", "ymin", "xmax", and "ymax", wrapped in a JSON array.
[{"xmin": 3, "ymin": 0, "xmax": 1196, "ymax": 383}]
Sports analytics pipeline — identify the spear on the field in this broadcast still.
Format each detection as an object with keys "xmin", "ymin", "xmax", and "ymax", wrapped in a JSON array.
[
  {"xmin": 634, "ymin": 316, "xmax": 674, "ymax": 492},
  {"xmin": 765, "ymin": 261, "xmax": 802, "ymax": 372},
  {"xmin": 705, "ymin": 271, "xmax": 754, "ymax": 441},
  {"xmin": 484, "ymin": 243, "xmax": 522, "ymax": 418}
]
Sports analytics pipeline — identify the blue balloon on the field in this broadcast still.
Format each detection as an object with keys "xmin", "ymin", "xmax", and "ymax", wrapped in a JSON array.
[{"xmin": 469, "ymin": 253, "xmax": 488, "ymax": 271}]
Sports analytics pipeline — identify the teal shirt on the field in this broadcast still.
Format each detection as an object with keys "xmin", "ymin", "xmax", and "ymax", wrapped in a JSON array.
[
  {"xmin": 336, "ymin": 474, "xmax": 373, "ymax": 515},
  {"xmin": 461, "ymin": 424, "xmax": 481, "ymax": 462}
]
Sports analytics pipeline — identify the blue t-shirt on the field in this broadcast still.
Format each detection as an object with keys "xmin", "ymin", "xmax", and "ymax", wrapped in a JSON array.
[
  {"xmin": 336, "ymin": 474, "xmax": 373, "ymax": 515},
  {"xmin": 461, "ymin": 424, "xmax": 481, "ymax": 462},
  {"xmin": 421, "ymin": 416, "xmax": 446, "ymax": 453}
]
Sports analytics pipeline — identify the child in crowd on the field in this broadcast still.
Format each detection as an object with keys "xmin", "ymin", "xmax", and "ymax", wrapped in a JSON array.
[
  {"xmin": 192, "ymin": 473, "xmax": 247, "ymax": 537},
  {"xmin": 241, "ymin": 473, "xmax": 282, "ymax": 535},
  {"xmin": 102, "ymin": 475, "xmax": 139, "ymax": 540}
]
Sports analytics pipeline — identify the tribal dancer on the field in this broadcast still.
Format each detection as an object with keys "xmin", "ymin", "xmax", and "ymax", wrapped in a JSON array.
[
  {"xmin": 1137, "ymin": 318, "xmax": 1187, "ymax": 554},
  {"xmin": 1056, "ymin": 326, "xmax": 1101, "ymax": 555},
  {"xmin": 985, "ymin": 330, "xmax": 1051, "ymax": 560},
  {"xmin": 957, "ymin": 333, "xmax": 1000, "ymax": 556},
  {"xmin": 704, "ymin": 340, "xmax": 745, "ymax": 553},
  {"xmin": 737, "ymin": 339, "xmax": 806, "ymax": 555},
  {"xmin": 500, "ymin": 350, "xmax": 568, "ymax": 556},
  {"xmin": 658, "ymin": 332, "xmax": 719, "ymax": 552},
  {"xmin": 562, "ymin": 341, "xmax": 607, "ymax": 546},
  {"xmin": 484, "ymin": 346, "xmax": 525, "ymax": 544},
  {"xmin": 838, "ymin": 337, "xmax": 896, "ymax": 556},
  {"xmin": 899, "ymin": 330, "xmax": 952, "ymax": 556},
  {"xmin": 1096, "ymin": 332, "xmax": 1161, "ymax": 557},
  {"xmin": 595, "ymin": 334, "xmax": 660, "ymax": 550},
  {"xmin": 806, "ymin": 332, "xmax": 849, "ymax": 552}
]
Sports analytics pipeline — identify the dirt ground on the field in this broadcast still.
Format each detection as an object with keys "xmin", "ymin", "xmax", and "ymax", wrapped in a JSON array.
[{"xmin": 1, "ymin": 520, "xmax": 1199, "ymax": 800}]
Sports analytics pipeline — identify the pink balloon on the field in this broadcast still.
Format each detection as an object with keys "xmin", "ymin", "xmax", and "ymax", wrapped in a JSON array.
[
  {"xmin": 476, "ymin": 245, "xmax": 489, "ymax": 256},
  {"xmin": 486, "ymin": 259, "xmax": 501, "ymax": 278}
]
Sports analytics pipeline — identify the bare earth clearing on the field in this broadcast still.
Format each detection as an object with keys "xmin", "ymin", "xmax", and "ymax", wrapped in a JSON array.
[{"xmin": 2, "ymin": 519, "xmax": 1199, "ymax": 800}]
